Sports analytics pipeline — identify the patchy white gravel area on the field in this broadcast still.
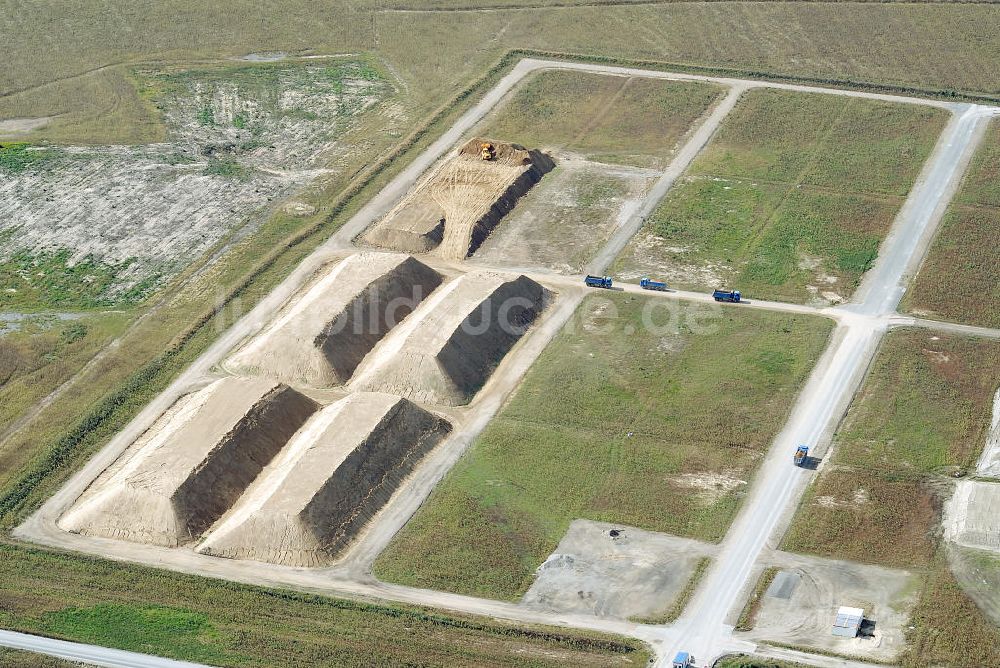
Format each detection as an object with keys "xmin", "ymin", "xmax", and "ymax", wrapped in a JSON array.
[{"xmin": 0, "ymin": 61, "xmax": 390, "ymax": 302}]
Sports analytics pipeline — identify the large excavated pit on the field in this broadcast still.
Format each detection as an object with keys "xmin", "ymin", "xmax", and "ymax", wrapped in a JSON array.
[
  {"xmin": 59, "ymin": 377, "xmax": 318, "ymax": 547},
  {"xmin": 351, "ymin": 271, "xmax": 548, "ymax": 406},
  {"xmin": 363, "ymin": 138, "xmax": 554, "ymax": 259},
  {"xmin": 226, "ymin": 253, "xmax": 442, "ymax": 387},
  {"xmin": 197, "ymin": 392, "xmax": 451, "ymax": 566}
]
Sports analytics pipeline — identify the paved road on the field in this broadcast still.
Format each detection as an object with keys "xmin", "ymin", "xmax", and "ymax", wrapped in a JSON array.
[
  {"xmin": 0, "ymin": 630, "xmax": 209, "ymax": 668},
  {"xmin": 10, "ymin": 57, "xmax": 999, "ymax": 668}
]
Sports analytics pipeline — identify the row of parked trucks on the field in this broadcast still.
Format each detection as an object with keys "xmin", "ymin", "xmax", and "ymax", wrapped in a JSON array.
[{"xmin": 583, "ymin": 275, "xmax": 741, "ymax": 303}]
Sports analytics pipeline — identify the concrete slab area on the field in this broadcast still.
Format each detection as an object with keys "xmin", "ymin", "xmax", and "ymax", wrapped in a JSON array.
[
  {"xmin": 521, "ymin": 520, "xmax": 716, "ymax": 620},
  {"xmin": 740, "ymin": 551, "xmax": 919, "ymax": 662}
]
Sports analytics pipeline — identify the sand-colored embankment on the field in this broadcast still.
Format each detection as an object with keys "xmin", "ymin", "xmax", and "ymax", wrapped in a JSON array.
[
  {"xmin": 352, "ymin": 271, "xmax": 548, "ymax": 406},
  {"xmin": 945, "ymin": 480, "xmax": 1000, "ymax": 552},
  {"xmin": 197, "ymin": 392, "xmax": 450, "ymax": 566},
  {"xmin": 58, "ymin": 377, "xmax": 318, "ymax": 547},
  {"xmin": 226, "ymin": 253, "xmax": 442, "ymax": 387},
  {"xmin": 363, "ymin": 138, "xmax": 553, "ymax": 259}
]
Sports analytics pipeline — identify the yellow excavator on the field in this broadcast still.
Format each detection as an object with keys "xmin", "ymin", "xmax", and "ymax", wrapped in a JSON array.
[{"xmin": 480, "ymin": 142, "xmax": 496, "ymax": 161}]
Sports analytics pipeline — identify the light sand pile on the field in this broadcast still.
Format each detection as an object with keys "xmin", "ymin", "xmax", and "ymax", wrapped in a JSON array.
[
  {"xmin": 58, "ymin": 377, "xmax": 318, "ymax": 547},
  {"xmin": 197, "ymin": 392, "xmax": 450, "ymax": 566},
  {"xmin": 363, "ymin": 138, "xmax": 553, "ymax": 259},
  {"xmin": 351, "ymin": 271, "xmax": 547, "ymax": 405},
  {"xmin": 226, "ymin": 253, "xmax": 442, "ymax": 386}
]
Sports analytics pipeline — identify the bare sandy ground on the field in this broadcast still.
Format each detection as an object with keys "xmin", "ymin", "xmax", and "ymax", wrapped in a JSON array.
[
  {"xmin": 350, "ymin": 270, "xmax": 548, "ymax": 406},
  {"xmin": 0, "ymin": 117, "xmax": 51, "ymax": 136},
  {"xmin": 364, "ymin": 139, "xmax": 553, "ymax": 259},
  {"xmin": 740, "ymin": 551, "xmax": 919, "ymax": 663},
  {"xmin": 59, "ymin": 377, "xmax": 318, "ymax": 547},
  {"xmin": 522, "ymin": 520, "xmax": 716, "ymax": 621}
]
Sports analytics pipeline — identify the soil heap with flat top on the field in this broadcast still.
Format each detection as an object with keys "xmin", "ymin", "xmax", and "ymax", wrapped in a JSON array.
[
  {"xmin": 197, "ymin": 392, "xmax": 450, "ymax": 566},
  {"xmin": 363, "ymin": 138, "xmax": 553, "ymax": 259},
  {"xmin": 227, "ymin": 253, "xmax": 442, "ymax": 386},
  {"xmin": 351, "ymin": 270, "xmax": 548, "ymax": 406},
  {"xmin": 58, "ymin": 377, "xmax": 318, "ymax": 547}
]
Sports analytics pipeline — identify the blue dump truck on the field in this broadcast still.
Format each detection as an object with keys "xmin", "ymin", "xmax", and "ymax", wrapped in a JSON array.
[
  {"xmin": 584, "ymin": 275, "xmax": 613, "ymax": 289},
  {"xmin": 640, "ymin": 277, "xmax": 668, "ymax": 291},
  {"xmin": 794, "ymin": 445, "xmax": 809, "ymax": 467},
  {"xmin": 672, "ymin": 651, "xmax": 694, "ymax": 667},
  {"xmin": 712, "ymin": 288, "xmax": 741, "ymax": 303}
]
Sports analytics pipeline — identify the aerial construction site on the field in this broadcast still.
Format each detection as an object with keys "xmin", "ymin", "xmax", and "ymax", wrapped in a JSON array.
[{"xmin": 3, "ymin": 48, "xmax": 1000, "ymax": 668}]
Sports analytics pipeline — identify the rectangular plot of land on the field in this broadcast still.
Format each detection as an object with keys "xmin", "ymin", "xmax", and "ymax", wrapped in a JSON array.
[
  {"xmin": 373, "ymin": 293, "xmax": 832, "ymax": 600},
  {"xmin": 614, "ymin": 88, "xmax": 947, "ymax": 305},
  {"xmin": 521, "ymin": 520, "xmax": 715, "ymax": 620},
  {"xmin": 481, "ymin": 70, "xmax": 726, "ymax": 168},
  {"xmin": 473, "ymin": 160, "xmax": 657, "ymax": 274},
  {"xmin": 744, "ymin": 552, "xmax": 919, "ymax": 663}
]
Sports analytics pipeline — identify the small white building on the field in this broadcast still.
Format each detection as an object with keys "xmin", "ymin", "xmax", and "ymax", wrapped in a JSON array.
[{"xmin": 832, "ymin": 606, "xmax": 864, "ymax": 637}]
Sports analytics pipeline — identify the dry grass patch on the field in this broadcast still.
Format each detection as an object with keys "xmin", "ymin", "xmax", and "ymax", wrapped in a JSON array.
[
  {"xmin": 784, "ymin": 470, "xmax": 939, "ymax": 570},
  {"xmin": 901, "ymin": 551, "xmax": 1000, "ymax": 668}
]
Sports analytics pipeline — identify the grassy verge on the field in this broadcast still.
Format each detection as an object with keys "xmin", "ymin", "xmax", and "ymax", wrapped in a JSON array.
[
  {"xmin": 630, "ymin": 556, "xmax": 710, "ymax": 625},
  {"xmin": 716, "ymin": 656, "xmax": 808, "ymax": 668},
  {"xmin": 0, "ymin": 648, "xmax": 83, "ymax": 668},
  {"xmin": 613, "ymin": 88, "xmax": 946, "ymax": 304},
  {"xmin": 899, "ymin": 550, "xmax": 1000, "ymax": 668},
  {"xmin": 735, "ymin": 567, "xmax": 779, "ymax": 632},
  {"xmin": 0, "ymin": 546, "xmax": 648, "ymax": 668},
  {"xmin": 375, "ymin": 293, "xmax": 832, "ymax": 599},
  {"xmin": 481, "ymin": 69, "xmax": 725, "ymax": 168},
  {"xmin": 904, "ymin": 118, "xmax": 1000, "ymax": 329}
]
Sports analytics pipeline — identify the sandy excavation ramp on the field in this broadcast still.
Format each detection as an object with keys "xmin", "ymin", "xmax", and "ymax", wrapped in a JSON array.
[
  {"xmin": 363, "ymin": 138, "xmax": 554, "ymax": 259},
  {"xmin": 198, "ymin": 392, "xmax": 451, "ymax": 566},
  {"xmin": 352, "ymin": 271, "xmax": 548, "ymax": 406},
  {"xmin": 59, "ymin": 377, "xmax": 318, "ymax": 547},
  {"xmin": 227, "ymin": 253, "xmax": 442, "ymax": 386}
]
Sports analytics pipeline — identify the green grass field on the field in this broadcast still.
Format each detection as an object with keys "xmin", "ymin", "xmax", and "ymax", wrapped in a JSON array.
[
  {"xmin": 482, "ymin": 70, "xmax": 724, "ymax": 167},
  {"xmin": 0, "ymin": 546, "xmax": 648, "ymax": 668},
  {"xmin": 904, "ymin": 118, "xmax": 1000, "ymax": 329},
  {"xmin": 375, "ymin": 293, "xmax": 832, "ymax": 599},
  {"xmin": 782, "ymin": 329, "xmax": 1000, "ymax": 667},
  {"xmin": 613, "ymin": 88, "xmax": 946, "ymax": 304}
]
